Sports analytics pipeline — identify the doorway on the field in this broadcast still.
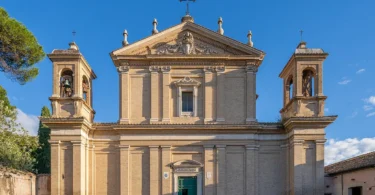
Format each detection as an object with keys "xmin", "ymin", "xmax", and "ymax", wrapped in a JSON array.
[{"xmin": 178, "ymin": 176, "xmax": 197, "ymax": 195}]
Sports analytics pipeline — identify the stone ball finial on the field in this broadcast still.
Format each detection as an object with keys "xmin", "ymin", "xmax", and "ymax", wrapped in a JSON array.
[
  {"xmin": 122, "ymin": 29, "xmax": 129, "ymax": 46},
  {"xmin": 217, "ymin": 17, "xmax": 224, "ymax": 35},
  {"xmin": 247, "ymin": 30, "xmax": 254, "ymax": 47},
  {"xmin": 152, "ymin": 18, "xmax": 159, "ymax": 35}
]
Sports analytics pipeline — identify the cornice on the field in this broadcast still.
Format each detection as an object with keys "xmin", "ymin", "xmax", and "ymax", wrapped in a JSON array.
[{"xmin": 283, "ymin": 116, "xmax": 337, "ymax": 131}]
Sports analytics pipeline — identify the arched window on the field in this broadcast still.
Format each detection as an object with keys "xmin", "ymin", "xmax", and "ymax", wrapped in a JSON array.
[
  {"xmin": 289, "ymin": 78, "xmax": 294, "ymax": 100},
  {"xmin": 82, "ymin": 76, "xmax": 90, "ymax": 104},
  {"xmin": 60, "ymin": 69, "xmax": 73, "ymax": 97},
  {"xmin": 302, "ymin": 69, "xmax": 315, "ymax": 97},
  {"xmin": 286, "ymin": 75, "xmax": 294, "ymax": 103}
]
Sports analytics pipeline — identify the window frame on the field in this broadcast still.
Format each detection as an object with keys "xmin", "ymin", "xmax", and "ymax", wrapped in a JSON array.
[{"xmin": 174, "ymin": 77, "xmax": 201, "ymax": 117}]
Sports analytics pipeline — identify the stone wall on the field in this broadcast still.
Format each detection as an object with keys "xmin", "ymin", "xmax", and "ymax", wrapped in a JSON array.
[{"xmin": 0, "ymin": 167, "xmax": 50, "ymax": 195}]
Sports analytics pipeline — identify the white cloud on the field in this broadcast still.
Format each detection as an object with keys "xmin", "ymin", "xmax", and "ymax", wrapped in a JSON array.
[
  {"xmin": 365, "ymin": 96, "xmax": 375, "ymax": 105},
  {"xmin": 16, "ymin": 109, "xmax": 39, "ymax": 136},
  {"xmin": 364, "ymin": 105, "xmax": 373, "ymax": 111},
  {"xmin": 366, "ymin": 112, "xmax": 375, "ymax": 117},
  {"xmin": 325, "ymin": 137, "xmax": 375, "ymax": 165},
  {"xmin": 338, "ymin": 78, "xmax": 351, "ymax": 85},
  {"xmin": 356, "ymin": 69, "xmax": 365, "ymax": 74}
]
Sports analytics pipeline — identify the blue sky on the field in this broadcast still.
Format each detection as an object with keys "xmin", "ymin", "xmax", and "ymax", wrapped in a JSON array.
[{"xmin": 1, "ymin": 0, "xmax": 375, "ymax": 164}]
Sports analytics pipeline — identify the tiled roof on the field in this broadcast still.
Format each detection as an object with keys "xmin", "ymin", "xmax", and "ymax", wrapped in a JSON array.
[{"xmin": 325, "ymin": 151, "xmax": 375, "ymax": 175}]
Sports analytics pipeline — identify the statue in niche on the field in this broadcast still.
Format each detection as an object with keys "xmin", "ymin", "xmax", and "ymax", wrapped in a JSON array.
[
  {"xmin": 302, "ymin": 70, "xmax": 313, "ymax": 97},
  {"xmin": 60, "ymin": 75, "xmax": 73, "ymax": 97}
]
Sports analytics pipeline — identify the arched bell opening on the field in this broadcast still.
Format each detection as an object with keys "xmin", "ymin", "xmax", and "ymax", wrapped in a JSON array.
[
  {"xmin": 60, "ymin": 69, "xmax": 74, "ymax": 97},
  {"xmin": 82, "ymin": 76, "xmax": 91, "ymax": 105}
]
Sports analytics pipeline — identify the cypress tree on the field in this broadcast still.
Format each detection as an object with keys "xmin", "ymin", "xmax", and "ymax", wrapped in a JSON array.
[{"xmin": 35, "ymin": 106, "xmax": 51, "ymax": 173}]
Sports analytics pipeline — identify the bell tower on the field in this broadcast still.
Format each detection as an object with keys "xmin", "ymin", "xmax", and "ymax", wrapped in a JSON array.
[
  {"xmin": 48, "ymin": 42, "xmax": 96, "ymax": 122},
  {"xmin": 279, "ymin": 41, "xmax": 328, "ymax": 119}
]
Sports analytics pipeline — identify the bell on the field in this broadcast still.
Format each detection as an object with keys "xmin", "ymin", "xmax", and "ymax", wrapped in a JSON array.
[{"xmin": 63, "ymin": 79, "xmax": 71, "ymax": 88}]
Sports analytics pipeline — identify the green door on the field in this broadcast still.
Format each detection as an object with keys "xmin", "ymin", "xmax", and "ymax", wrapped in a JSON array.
[{"xmin": 178, "ymin": 176, "xmax": 197, "ymax": 195}]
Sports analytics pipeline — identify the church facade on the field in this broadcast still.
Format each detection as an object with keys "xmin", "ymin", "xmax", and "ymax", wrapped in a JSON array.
[{"xmin": 42, "ymin": 14, "xmax": 336, "ymax": 195}]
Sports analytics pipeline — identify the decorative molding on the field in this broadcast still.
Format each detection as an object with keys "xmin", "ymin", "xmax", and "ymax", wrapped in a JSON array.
[
  {"xmin": 149, "ymin": 66, "xmax": 159, "ymax": 72},
  {"xmin": 156, "ymin": 31, "xmax": 221, "ymax": 55},
  {"xmin": 174, "ymin": 77, "xmax": 201, "ymax": 87}
]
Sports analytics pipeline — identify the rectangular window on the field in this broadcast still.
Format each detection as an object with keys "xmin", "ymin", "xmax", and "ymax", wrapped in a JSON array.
[
  {"xmin": 182, "ymin": 92, "xmax": 193, "ymax": 112},
  {"xmin": 349, "ymin": 186, "xmax": 362, "ymax": 195}
]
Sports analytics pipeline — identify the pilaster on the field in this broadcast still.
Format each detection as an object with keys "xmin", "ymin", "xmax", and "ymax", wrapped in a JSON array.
[
  {"xmin": 161, "ymin": 146, "xmax": 172, "ymax": 194},
  {"xmin": 245, "ymin": 144, "xmax": 259, "ymax": 195},
  {"xmin": 149, "ymin": 66, "xmax": 160, "ymax": 123},
  {"xmin": 149, "ymin": 146, "xmax": 160, "ymax": 195},
  {"xmin": 49, "ymin": 140, "xmax": 61, "ymax": 195},
  {"xmin": 246, "ymin": 64, "xmax": 257, "ymax": 123},
  {"xmin": 118, "ymin": 65, "xmax": 130, "ymax": 124},
  {"xmin": 281, "ymin": 144, "xmax": 290, "ymax": 195},
  {"xmin": 161, "ymin": 67, "xmax": 171, "ymax": 123},
  {"xmin": 204, "ymin": 145, "xmax": 214, "ymax": 195},
  {"xmin": 290, "ymin": 139, "xmax": 304, "ymax": 195},
  {"xmin": 216, "ymin": 67, "xmax": 225, "ymax": 122},
  {"xmin": 315, "ymin": 140, "xmax": 326, "ymax": 195},
  {"xmin": 216, "ymin": 145, "xmax": 226, "ymax": 195},
  {"xmin": 119, "ymin": 145, "xmax": 130, "ymax": 195},
  {"xmin": 72, "ymin": 140, "xmax": 86, "ymax": 195},
  {"xmin": 204, "ymin": 66, "xmax": 214, "ymax": 123},
  {"xmin": 89, "ymin": 144, "xmax": 96, "ymax": 195}
]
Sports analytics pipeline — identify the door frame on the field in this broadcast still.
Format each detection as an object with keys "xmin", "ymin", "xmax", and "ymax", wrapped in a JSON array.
[{"xmin": 173, "ymin": 172, "xmax": 202, "ymax": 195}]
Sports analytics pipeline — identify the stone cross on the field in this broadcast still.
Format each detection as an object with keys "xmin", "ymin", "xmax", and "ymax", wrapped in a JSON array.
[{"xmin": 180, "ymin": 0, "xmax": 196, "ymax": 15}]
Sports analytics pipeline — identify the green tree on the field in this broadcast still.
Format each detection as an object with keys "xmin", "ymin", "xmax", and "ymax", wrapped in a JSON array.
[
  {"xmin": 34, "ymin": 106, "xmax": 51, "ymax": 173},
  {"xmin": 0, "ymin": 7, "xmax": 45, "ymax": 84},
  {"xmin": 0, "ymin": 86, "xmax": 38, "ymax": 172}
]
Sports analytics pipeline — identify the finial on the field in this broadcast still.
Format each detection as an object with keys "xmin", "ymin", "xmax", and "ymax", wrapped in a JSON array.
[
  {"xmin": 69, "ymin": 42, "xmax": 79, "ymax": 50},
  {"xmin": 122, "ymin": 29, "xmax": 129, "ymax": 46},
  {"xmin": 72, "ymin": 30, "xmax": 76, "ymax": 42},
  {"xmin": 217, "ymin": 17, "xmax": 224, "ymax": 35},
  {"xmin": 180, "ymin": 0, "xmax": 196, "ymax": 16},
  {"xmin": 152, "ymin": 18, "xmax": 159, "ymax": 35},
  {"xmin": 247, "ymin": 30, "xmax": 253, "ymax": 47},
  {"xmin": 300, "ymin": 29, "xmax": 304, "ymax": 42}
]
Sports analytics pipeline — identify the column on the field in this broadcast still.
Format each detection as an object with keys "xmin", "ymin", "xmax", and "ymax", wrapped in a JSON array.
[
  {"xmin": 149, "ymin": 146, "xmax": 160, "ymax": 195},
  {"xmin": 204, "ymin": 66, "xmax": 214, "ymax": 123},
  {"xmin": 291, "ymin": 139, "xmax": 304, "ymax": 195},
  {"xmin": 119, "ymin": 145, "xmax": 130, "ymax": 195},
  {"xmin": 245, "ymin": 144, "xmax": 258, "ymax": 195},
  {"xmin": 161, "ymin": 67, "xmax": 171, "ymax": 123},
  {"xmin": 216, "ymin": 67, "xmax": 225, "ymax": 122},
  {"xmin": 150, "ymin": 67, "xmax": 159, "ymax": 123},
  {"xmin": 216, "ymin": 145, "xmax": 226, "ymax": 195},
  {"xmin": 161, "ymin": 146, "xmax": 171, "ymax": 194},
  {"xmin": 74, "ymin": 62, "xmax": 82, "ymax": 97},
  {"xmin": 118, "ymin": 65, "xmax": 130, "ymax": 124},
  {"xmin": 53, "ymin": 66, "xmax": 59, "ymax": 97},
  {"xmin": 49, "ymin": 140, "xmax": 61, "ymax": 195},
  {"xmin": 317, "ymin": 63, "xmax": 323, "ymax": 96},
  {"xmin": 246, "ymin": 65, "xmax": 258, "ymax": 123},
  {"xmin": 204, "ymin": 145, "xmax": 214, "ymax": 195},
  {"xmin": 72, "ymin": 140, "xmax": 86, "ymax": 194},
  {"xmin": 315, "ymin": 140, "xmax": 325, "ymax": 195}
]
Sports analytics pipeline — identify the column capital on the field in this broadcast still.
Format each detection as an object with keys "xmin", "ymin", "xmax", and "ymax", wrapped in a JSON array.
[
  {"xmin": 203, "ymin": 145, "xmax": 215, "ymax": 149},
  {"xmin": 117, "ymin": 65, "xmax": 129, "ymax": 73},
  {"xmin": 160, "ymin": 66, "xmax": 171, "ymax": 73},
  {"xmin": 149, "ymin": 145, "xmax": 160, "ymax": 150},
  {"xmin": 71, "ymin": 140, "xmax": 83, "ymax": 146},
  {"xmin": 216, "ymin": 145, "xmax": 226, "ymax": 149},
  {"xmin": 246, "ymin": 65, "xmax": 258, "ymax": 73},
  {"xmin": 290, "ymin": 139, "xmax": 304, "ymax": 145},
  {"xmin": 215, "ymin": 66, "xmax": 225, "ymax": 73},
  {"xmin": 246, "ymin": 144, "xmax": 260, "ymax": 150},
  {"xmin": 49, "ymin": 140, "xmax": 61, "ymax": 145},
  {"xmin": 204, "ymin": 66, "xmax": 214, "ymax": 73},
  {"xmin": 149, "ymin": 66, "xmax": 159, "ymax": 73},
  {"xmin": 315, "ymin": 139, "xmax": 326, "ymax": 145},
  {"xmin": 119, "ymin": 145, "xmax": 130, "ymax": 149},
  {"xmin": 161, "ymin": 145, "xmax": 171, "ymax": 149}
]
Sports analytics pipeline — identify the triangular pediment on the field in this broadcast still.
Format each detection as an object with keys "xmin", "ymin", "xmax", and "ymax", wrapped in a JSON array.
[{"xmin": 111, "ymin": 22, "xmax": 264, "ymax": 57}]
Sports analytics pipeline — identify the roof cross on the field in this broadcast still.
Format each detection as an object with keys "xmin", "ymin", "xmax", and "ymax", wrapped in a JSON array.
[
  {"xmin": 300, "ymin": 29, "xmax": 304, "ymax": 42},
  {"xmin": 180, "ymin": 0, "xmax": 196, "ymax": 15},
  {"xmin": 72, "ymin": 30, "xmax": 76, "ymax": 42}
]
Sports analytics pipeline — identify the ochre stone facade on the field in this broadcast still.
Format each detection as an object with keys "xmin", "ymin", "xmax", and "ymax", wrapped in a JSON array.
[{"xmin": 41, "ymin": 16, "xmax": 336, "ymax": 195}]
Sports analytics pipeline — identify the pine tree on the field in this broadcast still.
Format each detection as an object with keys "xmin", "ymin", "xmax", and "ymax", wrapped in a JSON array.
[{"xmin": 34, "ymin": 106, "xmax": 51, "ymax": 173}]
